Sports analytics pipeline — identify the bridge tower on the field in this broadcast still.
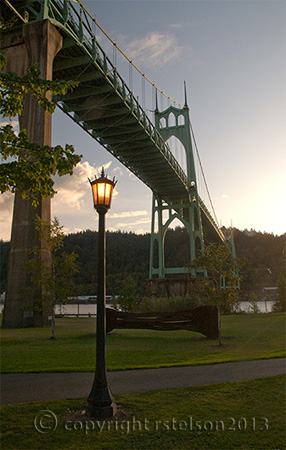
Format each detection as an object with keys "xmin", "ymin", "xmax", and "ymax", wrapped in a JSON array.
[
  {"xmin": 1, "ymin": 19, "xmax": 63, "ymax": 328},
  {"xmin": 149, "ymin": 87, "xmax": 207, "ymax": 279}
]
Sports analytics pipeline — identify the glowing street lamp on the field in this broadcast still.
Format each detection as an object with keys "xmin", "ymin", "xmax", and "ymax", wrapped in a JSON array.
[
  {"xmin": 90, "ymin": 168, "xmax": 116, "ymax": 212},
  {"xmin": 87, "ymin": 168, "xmax": 117, "ymax": 418}
]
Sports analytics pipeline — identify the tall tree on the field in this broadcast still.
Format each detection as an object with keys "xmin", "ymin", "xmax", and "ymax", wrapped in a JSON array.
[
  {"xmin": 273, "ymin": 272, "xmax": 286, "ymax": 312},
  {"xmin": 23, "ymin": 217, "xmax": 79, "ymax": 337},
  {"xmin": 192, "ymin": 242, "xmax": 241, "ymax": 344},
  {"xmin": 117, "ymin": 275, "xmax": 138, "ymax": 312}
]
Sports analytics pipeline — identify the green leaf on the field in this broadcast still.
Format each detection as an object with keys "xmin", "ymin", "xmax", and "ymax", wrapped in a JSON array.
[{"xmin": 0, "ymin": 53, "xmax": 82, "ymax": 206}]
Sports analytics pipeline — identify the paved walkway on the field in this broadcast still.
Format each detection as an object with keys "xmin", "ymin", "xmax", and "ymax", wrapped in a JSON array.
[{"xmin": 1, "ymin": 358, "xmax": 285, "ymax": 405}]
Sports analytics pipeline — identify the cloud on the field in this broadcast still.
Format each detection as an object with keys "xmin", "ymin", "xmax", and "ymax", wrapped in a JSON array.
[
  {"xmin": 112, "ymin": 166, "xmax": 124, "ymax": 177},
  {"xmin": 116, "ymin": 217, "xmax": 150, "ymax": 228},
  {"xmin": 221, "ymin": 193, "xmax": 230, "ymax": 199},
  {"xmin": 133, "ymin": 228, "xmax": 148, "ymax": 235},
  {"xmin": 125, "ymin": 167, "xmax": 137, "ymax": 180},
  {"xmin": 0, "ymin": 191, "xmax": 13, "ymax": 211},
  {"xmin": 108, "ymin": 210, "xmax": 148, "ymax": 219},
  {"xmin": 96, "ymin": 161, "xmax": 113, "ymax": 177},
  {"xmin": 0, "ymin": 119, "xmax": 19, "ymax": 128},
  {"xmin": 0, "ymin": 192, "xmax": 14, "ymax": 241},
  {"xmin": 168, "ymin": 24, "xmax": 183, "ymax": 29},
  {"xmin": 52, "ymin": 160, "xmax": 113, "ymax": 211},
  {"xmin": 0, "ymin": 119, "xmax": 19, "ymax": 136},
  {"xmin": 62, "ymin": 226, "xmax": 84, "ymax": 235},
  {"xmin": 125, "ymin": 32, "xmax": 184, "ymax": 69}
]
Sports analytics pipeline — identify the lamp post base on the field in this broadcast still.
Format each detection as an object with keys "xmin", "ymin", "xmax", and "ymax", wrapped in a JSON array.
[
  {"xmin": 86, "ymin": 403, "xmax": 117, "ymax": 419},
  {"xmin": 87, "ymin": 384, "xmax": 116, "ymax": 419}
]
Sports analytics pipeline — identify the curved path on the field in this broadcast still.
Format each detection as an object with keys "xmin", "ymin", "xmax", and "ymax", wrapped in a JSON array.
[{"xmin": 1, "ymin": 358, "xmax": 285, "ymax": 405}]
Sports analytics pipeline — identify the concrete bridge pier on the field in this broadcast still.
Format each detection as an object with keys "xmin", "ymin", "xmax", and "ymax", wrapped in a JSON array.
[{"xmin": 1, "ymin": 21, "xmax": 62, "ymax": 328}]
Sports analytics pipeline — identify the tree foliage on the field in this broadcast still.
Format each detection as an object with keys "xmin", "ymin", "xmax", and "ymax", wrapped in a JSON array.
[
  {"xmin": 273, "ymin": 272, "xmax": 286, "ymax": 312},
  {"xmin": 117, "ymin": 275, "xmax": 138, "ymax": 312},
  {"xmin": 191, "ymin": 242, "xmax": 241, "ymax": 313},
  {"xmin": 23, "ymin": 216, "xmax": 79, "ymax": 315},
  {"xmin": 1, "ymin": 228, "xmax": 284, "ymax": 298},
  {"xmin": 191, "ymin": 242, "xmax": 242, "ymax": 344},
  {"xmin": 232, "ymin": 228, "xmax": 284, "ymax": 291},
  {"xmin": 62, "ymin": 230, "xmax": 150, "ymax": 296},
  {"xmin": 0, "ymin": 53, "xmax": 82, "ymax": 206}
]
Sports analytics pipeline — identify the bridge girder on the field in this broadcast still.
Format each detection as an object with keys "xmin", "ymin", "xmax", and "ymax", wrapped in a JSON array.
[{"xmin": 2, "ymin": 0, "xmax": 226, "ymax": 269}]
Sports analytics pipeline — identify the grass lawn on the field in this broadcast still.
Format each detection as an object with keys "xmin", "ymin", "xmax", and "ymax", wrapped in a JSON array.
[
  {"xmin": 1, "ymin": 313, "xmax": 285, "ymax": 373},
  {"xmin": 1, "ymin": 376, "xmax": 285, "ymax": 449}
]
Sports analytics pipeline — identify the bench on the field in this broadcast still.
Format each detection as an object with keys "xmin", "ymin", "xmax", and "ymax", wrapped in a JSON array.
[{"xmin": 106, "ymin": 305, "xmax": 219, "ymax": 339}]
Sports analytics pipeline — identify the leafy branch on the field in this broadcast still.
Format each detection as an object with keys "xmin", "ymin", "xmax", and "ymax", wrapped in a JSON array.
[
  {"xmin": 0, "ymin": 52, "xmax": 82, "ymax": 206},
  {"xmin": 0, "ymin": 53, "xmax": 78, "ymax": 118},
  {"xmin": 23, "ymin": 217, "xmax": 79, "ymax": 327}
]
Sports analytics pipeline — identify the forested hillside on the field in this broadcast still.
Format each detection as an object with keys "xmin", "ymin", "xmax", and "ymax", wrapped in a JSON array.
[
  {"xmin": 230, "ymin": 228, "xmax": 285, "ymax": 292},
  {"xmin": 0, "ymin": 228, "xmax": 285, "ymax": 297},
  {"xmin": 62, "ymin": 230, "xmax": 150, "ymax": 295}
]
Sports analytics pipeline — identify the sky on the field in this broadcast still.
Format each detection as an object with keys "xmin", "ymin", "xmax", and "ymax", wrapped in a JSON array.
[{"xmin": 1, "ymin": 0, "xmax": 285, "ymax": 240}]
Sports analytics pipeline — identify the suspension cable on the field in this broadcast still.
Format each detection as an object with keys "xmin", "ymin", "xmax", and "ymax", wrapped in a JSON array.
[
  {"xmin": 142, "ymin": 75, "xmax": 145, "ymax": 109},
  {"xmin": 188, "ymin": 118, "xmax": 220, "ymax": 228},
  {"xmin": 129, "ymin": 61, "xmax": 133, "ymax": 92},
  {"xmin": 113, "ymin": 42, "xmax": 117, "ymax": 67},
  {"xmin": 72, "ymin": 0, "xmax": 219, "ymax": 226},
  {"xmin": 73, "ymin": 0, "xmax": 184, "ymax": 108}
]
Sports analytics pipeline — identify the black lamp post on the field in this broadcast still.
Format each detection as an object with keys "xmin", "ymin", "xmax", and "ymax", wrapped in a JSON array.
[{"xmin": 87, "ymin": 168, "xmax": 117, "ymax": 419}]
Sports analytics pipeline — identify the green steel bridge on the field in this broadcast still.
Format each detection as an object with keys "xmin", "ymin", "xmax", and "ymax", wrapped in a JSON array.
[{"xmin": 1, "ymin": 0, "xmax": 232, "ymax": 280}]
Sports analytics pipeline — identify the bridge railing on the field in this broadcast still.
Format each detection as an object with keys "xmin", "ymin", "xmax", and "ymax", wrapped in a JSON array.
[
  {"xmin": 199, "ymin": 197, "xmax": 225, "ymax": 242},
  {"xmin": 3, "ymin": 0, "xmax": 224, "ymax": 232},
  {"xmin": 43, "ymin": 0, "xmax": 189, "ymax": 190}
]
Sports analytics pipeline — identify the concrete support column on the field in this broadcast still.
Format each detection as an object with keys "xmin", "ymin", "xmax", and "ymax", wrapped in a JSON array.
[
  {"xmin": 157, "ymin": 199, "xmax": 165, "ymax": 278},
  {"xmin": 2, "ymin": 21, "xmax": 62, "ymax": 328}
]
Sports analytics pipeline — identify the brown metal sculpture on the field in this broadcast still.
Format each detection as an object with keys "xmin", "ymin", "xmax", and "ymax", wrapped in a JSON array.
[{"xmin": 106, "ymin": 305, "xmax": 219, "ymax": 339}]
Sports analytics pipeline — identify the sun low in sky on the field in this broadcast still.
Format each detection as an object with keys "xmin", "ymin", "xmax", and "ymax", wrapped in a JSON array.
[{"xmin": 1, "ymin": 0, "xmax": 285, "ymax": 240}]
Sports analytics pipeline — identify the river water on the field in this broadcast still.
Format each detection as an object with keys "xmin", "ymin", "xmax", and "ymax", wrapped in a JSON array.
[{"xmin": 0, "ymin": 300, "xmax": 276, "ymax": 316}]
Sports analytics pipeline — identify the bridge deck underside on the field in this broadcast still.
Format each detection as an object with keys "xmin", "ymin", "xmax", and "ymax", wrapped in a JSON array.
[
  {"xmin": 0, "ymin": 0, "xmax": 224, "ymax": 243},
  {"xmin": 52, "ymin": 36, "xmax": 224, "ymax": 242},
  {"xmin": 53, "ymin": 38, "xmax": 190, "ymax": 203}
]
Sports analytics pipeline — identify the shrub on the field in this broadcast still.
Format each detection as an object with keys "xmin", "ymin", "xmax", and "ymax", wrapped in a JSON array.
[{"xmin": 116, "ymin": 275, "xmax": 138, "ymax": 312}]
